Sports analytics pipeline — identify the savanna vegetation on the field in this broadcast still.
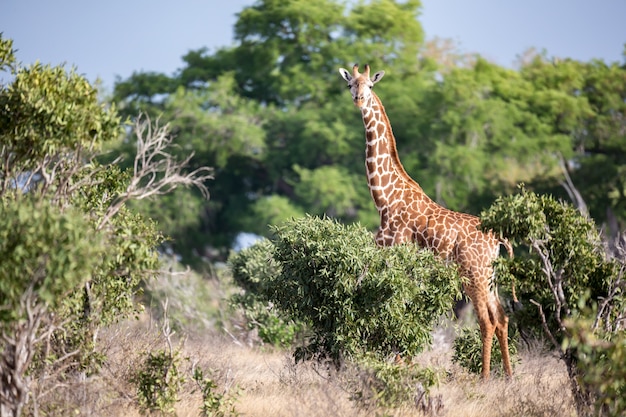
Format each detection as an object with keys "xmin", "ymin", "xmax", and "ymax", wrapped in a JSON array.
[{"xmin": 1, "ymin": 0, "xmax": 625, "ymax": 416}]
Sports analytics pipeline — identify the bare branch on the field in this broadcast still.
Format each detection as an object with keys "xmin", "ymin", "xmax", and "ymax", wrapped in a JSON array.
[
  {"xmin": 160, "ymin": 298, "xmax": 175, "ymax": 357},
  {"xmin": 558, "ymin": 153, "xmax": 589, "ymax": 218},
  {"xmin": 531, "ymin": 238, "xmax": 570, "ymax": 329},
  {"xmin": 529, "ymin": 299, "xmax": 562, "ymax": 351},
  {"xmin": 595, "ymin": 232, "xmax": 626, "ymax": 332},
  {"xmin": 98, "ymin": 115, "xmax": 213, "ymax": 229}
]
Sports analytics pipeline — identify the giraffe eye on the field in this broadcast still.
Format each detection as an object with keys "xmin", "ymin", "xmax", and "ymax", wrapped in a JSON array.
[{"xmin": 346, "ymin": 84, "xmax": 351, "ymax": 89}]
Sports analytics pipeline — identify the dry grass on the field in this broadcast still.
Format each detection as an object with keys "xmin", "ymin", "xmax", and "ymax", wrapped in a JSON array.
[
  {"xmin": 27, "ymin": 265, "xmax": 576, "ymax": 417},
  {"xmin": 28, "ymin": 315, "xmax": 577, "ymax": 417},
  {"xmin": 404, "ymin": 326, "xmax": 576, "ymax": 417}
]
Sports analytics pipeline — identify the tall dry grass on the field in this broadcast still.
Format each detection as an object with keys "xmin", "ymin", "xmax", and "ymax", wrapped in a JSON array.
[
  {"xmin": 28, "ymin": 314, "xmax": 576, "ymax": 417},
  {"xmin": 23, "ymin": 268, "xmax": 576, "ymax": 416}
]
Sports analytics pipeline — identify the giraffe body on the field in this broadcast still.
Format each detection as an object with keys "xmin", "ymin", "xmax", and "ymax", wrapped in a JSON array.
[{"xmin": 340, "ymin": 64, "xmax": 513, "ymax": 379}]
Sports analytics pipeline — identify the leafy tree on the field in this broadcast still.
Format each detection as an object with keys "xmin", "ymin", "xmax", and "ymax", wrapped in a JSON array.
[
  {"xmin": 529, "ymin": 58, "xmax": 626, "ymax": 234},
  {"xmin": 113, "ymin": 71, "xmax": 179, "ymax": 116},
  {"xmin": 416, "ymin": 58, "xmax": 579, "ymax": 210},
  {"xmin": 0, "ymin": 196, "xmax": 108, "ymax": 417},
  {"xmin": 111, "ymin": 74, "xmax": 263, "ymax": 262},
  {"xmin": 0, "ymin": 36, "xmax": 211, "ymax": 416},
  {"xmin": 232, "ymin": 215, "xmax": 461, "ymax": 364},
  {"xmin": 481, "ymin": 187, "xmax": 626, "ymax": 416}
]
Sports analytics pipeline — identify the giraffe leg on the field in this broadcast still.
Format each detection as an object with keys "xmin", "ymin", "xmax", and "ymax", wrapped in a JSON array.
[
  {"xmin": 472, "ymin": 299, "xmax": 496, "ymax": 380},
  {"xmin": 479, "ymin": 315, "xmax": 496, "ymax": 380},
  {"xmin": 494, "ymin": 301, "xmax": 513, "ymax": 378}
]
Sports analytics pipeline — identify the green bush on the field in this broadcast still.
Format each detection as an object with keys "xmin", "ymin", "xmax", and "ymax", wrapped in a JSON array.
[
  {"xmin": 481, "ymin": 187, "xmax": 618, "ymax": 341},
  {"xmin": 348, "ymin": 355, "xmax": 441, "ymax": 410},
  {"xmin": 0, "ymin": 196, "xmax": 105, "ymax": 323},
  {"xmin": 0, "ymin": 35, "xmax": 209, "ymax": 415},
  {"xmin": 481, "ymin": 187, "xmax": 626, "ymax": 415},
  {"xmin": 567, "ymin": 320, "xmax": 626, "ymax": 416},
  {"xmin": 192, "ymin": 367, "xmax": 240, "ymax": 417},
  {"xmin": 229, "ymin": 239, "xmax": 306, "ymax": 347},
  {"xmin": 452, "ymin": 326, "xmax": 519, "ymax": 376},
  {"xmin": 269, "ymin": 216, "xmax": 462, "ymax": 365},
  {"xmin": 131, "ymin": 347, "xmax": 186, "ymax": 415},
  {"xmin": 228, "ymin": 216, "xmax": 461, "ymax": 408}
]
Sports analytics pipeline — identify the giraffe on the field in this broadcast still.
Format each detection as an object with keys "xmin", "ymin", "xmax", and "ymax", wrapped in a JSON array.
[{"xmin": 339, "ymin": 64, "xmax": 513, "ymax": 379}]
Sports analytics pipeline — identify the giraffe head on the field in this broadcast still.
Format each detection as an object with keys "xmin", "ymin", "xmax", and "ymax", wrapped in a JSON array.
[{"xmin": 339, "ymin": 64, "xmax": 385, "ymax": 108}]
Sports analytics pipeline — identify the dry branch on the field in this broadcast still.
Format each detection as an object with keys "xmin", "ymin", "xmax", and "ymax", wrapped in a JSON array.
[{"xmin": 98, "ymin": 115, "xmax": 213, "ymax": 229}]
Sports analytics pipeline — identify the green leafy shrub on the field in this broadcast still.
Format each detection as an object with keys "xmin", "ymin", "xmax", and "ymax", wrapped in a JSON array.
[
  {"xmin": 132, "ymin": 347, "xmax": 186, "ymax": 415},
  {"xmin": 0, "ymin": 196, "xmax": 105, "ymax": 322},
  {"xmin": 481, "ymin": 186, "xmax": 625, "ymax": 415},
  {"xmin": 481, "ymin": 187, "xmax": 617, "ymax": 338},
  {"xmin": 452, "ymin": 326, "xmax": 519, "ymax": 376},
  {"xmin": 192, "ymin": 367, "xmax": 240, "ymax": 417},
  {"xmin": 229, "ymin": 238, "xmax": 306, "ymax": 347},
  {"xmin": 567, "ymin": 321, "xmax": 626, "ymax": 417},
  {"xmin": 0, "ymin": 35, "xmax": 210, "ymax": 415},
  {"xmin": 228, "ymin": 215, "xmax": 461, "ymax": 408},
  {"xmin": 348, "ymin": 355, "xmax": 441, "ymax": 410},
  {"xmin": 269, "ymin": 216, "xmax": 462, "ymax": 365}
]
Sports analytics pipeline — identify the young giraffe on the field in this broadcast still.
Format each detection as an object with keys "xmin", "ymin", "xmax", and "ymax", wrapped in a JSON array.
[{"xmin": 339, "ymin": 64, "xmax": 513, "ymax": 379}]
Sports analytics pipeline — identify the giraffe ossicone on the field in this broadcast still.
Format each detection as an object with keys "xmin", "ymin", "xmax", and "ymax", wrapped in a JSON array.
[{"xmin": 339, "ymin": 63, "xmax": 514, "ymax": 379}]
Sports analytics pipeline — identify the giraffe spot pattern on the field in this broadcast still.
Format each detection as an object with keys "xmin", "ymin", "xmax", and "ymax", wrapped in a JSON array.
[{"xmin": 342, "ymin": 64, "xmax": 513, "ymax": 379}]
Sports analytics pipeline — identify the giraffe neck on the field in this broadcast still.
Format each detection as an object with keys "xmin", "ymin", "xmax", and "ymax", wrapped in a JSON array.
[{"xmin": 361, "ymin": 92, "xmax": 427, "ymax": 211}]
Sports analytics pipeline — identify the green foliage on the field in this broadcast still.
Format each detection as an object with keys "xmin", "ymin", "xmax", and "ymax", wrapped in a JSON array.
[
  {"xmin": 293, "ymin": 165, "xmax": 367, "ymax": 221},
  {"xmin": 113, "ymin": 71, "xmax": 179, "ymax": 114},
  {"xmin": 350, "ymin": 355, "xmax": 440, "ymax": 410},
  {"xmin": 266, "ymin": 215, "xmax": 461, "ymax": 364},
  {"xmin": 452, "ymin": 327, "xmax": 519, "ymax": 376},
  {"xmin": 45, "ymin": 163, "xmax": 164, "ymax": 372},
  {"xmin": 230, "ymin": 238, "xmax": 279, "ymax": 296},
  {"xmin": 229, "ymin": 215, "xmax": 456, "ymax": 408},
  {"xmin": 236, "ymin": 195, "xmax": 305, "ymax": 237},
  {"xmin": 567, "ymin": 320, "xmax": 626, "ymax": 417},
  {"xmin": 423, "ymin": 58, "xmax": 578, "ymax": 210},
  {"xmin": 132, "ymin": 347, "xmax": 186, "ymax": 415},
  {"xmin": 112, "ymin": 73, "xmax": 269, "ymax": 261},
  {"xmin": 0, "ymin": 37, "xmax": 16, "ymax": 71},
  {"xmin": 1, "ymin": 35, "xmax": 162, "ymax": 359},
  {"xmin": 481, "ymin": 187, "xmax": 617, "ymax": 340},
  {"xmin": 0, "ymin": 35, "xmax": 190, "ymax": 415},
  {"xmin": 0, "ymin": 59, "xmax": 121, "ymax": 182},
  {"xmin": 192, "ymin": 367, "xmax": 240, "ymax": 417},
  {"xmin": 108, "ymin": 1, "xmax": 626, "ymax": 266},
  {"xmin": 110, "ymin": 0, "xmax": 430, "ymax": 260},
  {"xmin": 229, "ymin": 238, "xmax": 306, "ymax": 347},
  {"xmin": 75, "ymin": 166, "xmax": 162, "ymax": 313},
  {"xmin": 0, "ymin": 196, "xmax": 105, "ymax": 323},
  {"xmin": 481, "ymin": 187, "xmax": 625, "ymax": 415}
]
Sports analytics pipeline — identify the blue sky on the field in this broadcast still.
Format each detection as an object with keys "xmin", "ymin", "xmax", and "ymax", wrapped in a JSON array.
[{"xmin": 2, "ymin": 0, "xmax": 625, "ymax": 91}]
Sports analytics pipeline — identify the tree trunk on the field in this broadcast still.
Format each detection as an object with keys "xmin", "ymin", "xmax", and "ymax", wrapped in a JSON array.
[
  {"xmin": 1, "ymin": 331, "xmax": 31, "ymax": 417},
  {"xmin": 563, "ymin": 349, "xmax": 595, "ymax": 417}
]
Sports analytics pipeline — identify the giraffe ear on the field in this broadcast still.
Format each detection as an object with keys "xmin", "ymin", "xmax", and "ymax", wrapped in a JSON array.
[
  {"xmin": 371, "ymin": 70, "xmax": 385, "ymax": 85},
  {"xmin": 339, "ymin": 68, "xmax": 352, "ymax": 82}
]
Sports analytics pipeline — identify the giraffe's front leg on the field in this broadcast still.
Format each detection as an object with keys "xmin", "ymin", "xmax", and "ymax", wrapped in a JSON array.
[{"xmin": 464, "ymin": 283, "xmax": 497, "ymax": 380}]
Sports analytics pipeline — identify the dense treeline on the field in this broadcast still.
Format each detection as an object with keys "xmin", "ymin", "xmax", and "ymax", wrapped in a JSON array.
[{"xmin": 110, "ymin": 0, "xmax": 626, "ymax": 266}]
